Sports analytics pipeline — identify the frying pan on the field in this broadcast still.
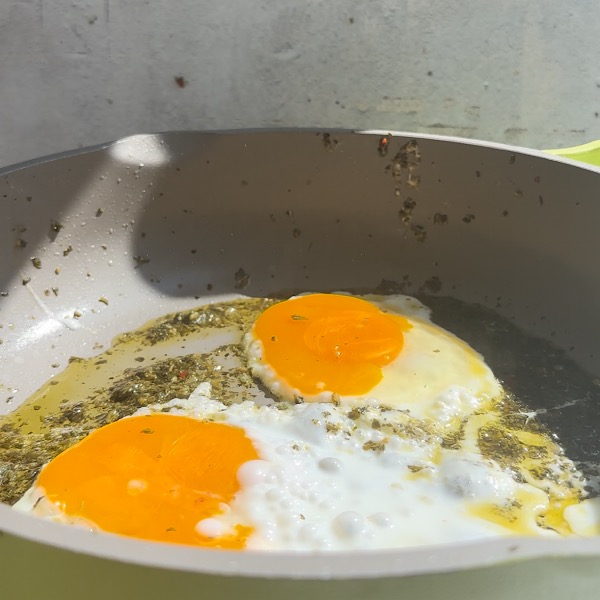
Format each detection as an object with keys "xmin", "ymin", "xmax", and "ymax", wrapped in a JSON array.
[{"xmin": 1, "ymin": 130, "xmax": 600, "ymax": 599}]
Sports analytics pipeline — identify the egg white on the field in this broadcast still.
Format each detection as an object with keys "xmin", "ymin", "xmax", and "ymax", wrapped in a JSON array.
[{"xmin": 144, "ymin": 383, "xmax": 575, "ymax": 550}]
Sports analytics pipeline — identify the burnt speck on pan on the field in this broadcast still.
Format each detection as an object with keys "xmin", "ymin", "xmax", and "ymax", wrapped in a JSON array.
[
  {"xmin": 374, "ymin": 277, "xmax": 412, "ymax": 295},
  {"xmin": 49, "ymin": 220, "xmax": 63, "ymax": 241},
  {"xmin": 420, "ymin": 276, "xmax": 443, "ymax": 295},
  {"xmin": 398, "ymin": 198, "xmax": 416, "ymax": 224},
  {"xmin": 385, "ymin": 139, "xmax": 421, "ymax": 197},
  {"xmin": 410, "ymin": 224, "xmax": 427, "ymax": 243},
  {"xmin": 406, "ymin": 173, "xmax": 421, "ymax": 189},
  {"xmin": 234, "ymin": 268, "xmax": 250, "ymax": 290},
  {"xmin": 133, "ymin": 255, "xmax": 150, "ymax": 268},
  {"xmin": 321, "ymin": 133, "xmax": 339, "ymax": 152}
]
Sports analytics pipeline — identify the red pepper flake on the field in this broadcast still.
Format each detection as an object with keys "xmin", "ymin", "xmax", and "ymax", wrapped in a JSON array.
[
  {"xmin": 378, "ymin": 136, "xmax": 390, "ymax": 157},
  {"xmin": 178, "ymin": 370, "xmax": 189, "ymax": 379}
]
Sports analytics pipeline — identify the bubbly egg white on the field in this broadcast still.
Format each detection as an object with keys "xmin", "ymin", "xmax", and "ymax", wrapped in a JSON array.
[
  {"xmin": 144, "ymin": 384, "xmax": 562, "ymax": 549},
  {"xmin": 16, "ymin": 381, "xmax": 598, "ymax": 550}
]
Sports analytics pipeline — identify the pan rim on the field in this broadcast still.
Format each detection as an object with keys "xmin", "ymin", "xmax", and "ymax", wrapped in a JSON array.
[
  {"xmin": 2, "ymin": 128, "xmax": 600, "ymax": 177},
  {"xmin": 2, "ymin": 501, "xmax": 600, "ymax": 579}
]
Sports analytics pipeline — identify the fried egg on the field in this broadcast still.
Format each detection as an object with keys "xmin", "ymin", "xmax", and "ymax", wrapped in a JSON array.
[
  {"xmin": 245, "ymin": 293, "xmax": 501, "ymax": 421},
  {"xmin": 14, "ymin": 383, "xmax": 580, "ymax": 551},
  {"xmin": 17, "ymin": 411, "xmax": 259, "ymax": 548}
]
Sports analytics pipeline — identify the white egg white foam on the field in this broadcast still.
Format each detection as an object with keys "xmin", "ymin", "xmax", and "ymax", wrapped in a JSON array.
[{"xmin": 130, "ymin": 383, "xmax": 561, "ymax": 551}]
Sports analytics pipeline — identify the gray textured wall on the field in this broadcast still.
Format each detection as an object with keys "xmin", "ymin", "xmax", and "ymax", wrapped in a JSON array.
[{"xmin": 1, "ymin": 1, "xmax": 600, "ymax": 168}]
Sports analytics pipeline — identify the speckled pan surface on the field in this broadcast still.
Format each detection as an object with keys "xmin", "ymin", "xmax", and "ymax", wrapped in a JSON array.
[{"xmin": 1, "ymin": 130, "xmax": 600, "ymax": 598}]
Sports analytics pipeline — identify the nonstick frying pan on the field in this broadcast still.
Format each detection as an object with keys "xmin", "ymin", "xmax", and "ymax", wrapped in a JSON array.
[{"xmin": 1, "ymin": 130, "xmax": 600, "ymax": 599}]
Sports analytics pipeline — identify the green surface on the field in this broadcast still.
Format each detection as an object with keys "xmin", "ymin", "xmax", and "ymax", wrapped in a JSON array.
[
  {"xmin": 1, "ymin": 532, "xmax": 600, "ymax": 600},
  {"xmin": 545, "ymin": 140, "xmax": 600, "ymax": 168}
]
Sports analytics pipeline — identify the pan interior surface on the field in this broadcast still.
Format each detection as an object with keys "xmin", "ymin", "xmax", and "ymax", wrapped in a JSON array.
[{"xmin": 1, "ymin": 130, "xmax": 600, "ymax": 578}]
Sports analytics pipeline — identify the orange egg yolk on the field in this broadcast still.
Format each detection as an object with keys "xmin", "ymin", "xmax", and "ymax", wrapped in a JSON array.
[
  {"xmin": 253, "ymin": 294, "xmax": 411, "ymax": 397},
  {"xmin": 37, "ymin": 413, "xmax": 259, "ymax": 548}
]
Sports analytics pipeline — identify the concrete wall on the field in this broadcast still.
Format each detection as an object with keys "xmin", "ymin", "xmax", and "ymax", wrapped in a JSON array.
[{"xmin": 1, "ymin": 0, "xmax": 599, "ymax": 168}]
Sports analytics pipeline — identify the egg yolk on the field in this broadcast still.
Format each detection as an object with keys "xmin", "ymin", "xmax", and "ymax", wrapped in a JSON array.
[
  {"xmin": 253, "ymin": 294, "xmax": 411, "ymax": 397},
  {"xmin": 37, "ymin": 413, "xmax": 259, "ymax": 548}
]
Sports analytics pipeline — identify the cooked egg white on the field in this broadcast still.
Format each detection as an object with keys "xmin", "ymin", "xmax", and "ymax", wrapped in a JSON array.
[{"xmin": 244, "ymin": 293, "xmax": 501, "ymax": 422}]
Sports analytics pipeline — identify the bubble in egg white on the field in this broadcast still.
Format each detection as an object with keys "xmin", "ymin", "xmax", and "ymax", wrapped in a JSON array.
[
  {"xmin": 237, "ymin": 460, "xmax": 274, "ymax": 486},
  {"xmin": 564, "ymin": 498, "xmax": 600, "ymax": 536},
  {"xmin": 333, "ymin": 511, "xmax": 367, "ymax": 539},
  {"xmin": 440, "ymin": 454, "xmax": 518, "ymax": 500},
  {"xmin": 196, "ymin": 518, "xmax": 227, "ymax": 539},
  {"xmin": 318, "ymin": 457, "xmax": 342, "ymax": 473}
]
